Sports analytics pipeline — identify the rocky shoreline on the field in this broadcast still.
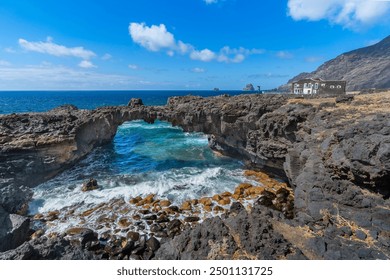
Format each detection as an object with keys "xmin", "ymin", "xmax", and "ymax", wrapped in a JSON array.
[{"xmin": 1, "ymin": 92, "xmax": 390, "ymax": 259}]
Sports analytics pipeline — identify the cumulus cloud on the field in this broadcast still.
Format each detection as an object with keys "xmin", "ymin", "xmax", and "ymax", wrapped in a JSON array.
[
  {"xmin": 129, "ymin": 23, "xmax": 175, "ymax": 52},
  {"xmin": 129, "ymin": 22, "xmax": 263, "ymax": 63},
  {"xmin": 78, "ymin": 60, "xmax": 96, "ymax": 68},
  {"xmin": 190, "ymin": 49, "xmax": 216, "ymax": 62},
  {"xmin": 287, "ymin": 0, "xmax": 390, "ymax": 28}
]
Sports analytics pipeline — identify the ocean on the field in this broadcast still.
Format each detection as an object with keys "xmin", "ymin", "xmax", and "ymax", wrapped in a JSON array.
[
  {"xmin": 0, "ymin": 90, "xmax": 247, "ymax": 114},
  {"xmin": 0, "ymin": 90, "xmax": 254, "ymax": 215}
]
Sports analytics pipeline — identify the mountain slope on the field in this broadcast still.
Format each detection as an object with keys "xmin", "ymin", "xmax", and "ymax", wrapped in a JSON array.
[{"xmin": 284, "ymin": 35, "xmax": 390, "ymax": 91}]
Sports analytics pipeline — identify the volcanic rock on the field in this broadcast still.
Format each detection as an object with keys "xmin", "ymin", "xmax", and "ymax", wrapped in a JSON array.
[
  {"xmin": 0, "ymin": 206, "xmax": 30, "ymax": 252},
  {"xmin": 81, "ymin": 178, "xmax": 98, "ymax": 192}
]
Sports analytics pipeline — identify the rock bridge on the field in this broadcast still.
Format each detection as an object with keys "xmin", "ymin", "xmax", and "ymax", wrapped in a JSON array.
[{"xmin": 1, "ymin": 93, "xmax": 390, "ymax": 258}]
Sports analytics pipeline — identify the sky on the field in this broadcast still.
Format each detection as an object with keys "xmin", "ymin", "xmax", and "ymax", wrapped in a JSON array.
[{"xmin": 0, "ymin": 0, "xmax": 389, "ymax": 90}]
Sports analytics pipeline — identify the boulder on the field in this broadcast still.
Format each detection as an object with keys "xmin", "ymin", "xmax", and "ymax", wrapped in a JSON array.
[
  {"xmin": 0, "ymin": 235, "xmax": 97, "ymax": 260},
  {"xmin": 0, "ymin": 206, "xmax": 30, "ymax": 252},
  {"xmin": 81, "ymin": 178, "xmax": 98, "ymax": 192},
  {"xmin": 128, "ymin": 98, "xmax": 144, "ymax": 107}
]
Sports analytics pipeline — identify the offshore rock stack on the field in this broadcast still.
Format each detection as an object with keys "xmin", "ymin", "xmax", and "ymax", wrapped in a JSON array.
[{"xmin": 1, "ymin": 92, "xmax": 390, "ymax": 259}]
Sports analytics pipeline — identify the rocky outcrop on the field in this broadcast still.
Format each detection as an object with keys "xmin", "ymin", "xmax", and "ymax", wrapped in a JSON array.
[
  {"xmin": 155, "ymin": 204, "xmax": 306, "ymax": 260},
  {"xmin": 281, "ymin": 35, "xmax": 390, "ymax": 91},
  {"xmin": 1, "ymin": 92, "xmax": 390, "ymax": 259},
  {"xmin": 0, "ymin": 94, "xmax": 289, "ymax": 214},
  {"xmin": 0, "ymin": 206, "xmax": 30, "ymax": 252},
  {"xmin": 0, "ymin": 235, "xmax": 97, "ymax": 260}
]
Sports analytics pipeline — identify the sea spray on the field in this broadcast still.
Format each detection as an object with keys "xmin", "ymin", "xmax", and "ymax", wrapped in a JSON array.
[{"xmin": 29, "ymin": 120, "xmax": 247, "ymax": 214}]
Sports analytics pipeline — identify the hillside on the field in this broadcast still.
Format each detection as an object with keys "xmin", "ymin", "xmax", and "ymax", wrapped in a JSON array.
[{"xmin": 282, "ymin": 35, "xmax": 390, "ymax": 91}]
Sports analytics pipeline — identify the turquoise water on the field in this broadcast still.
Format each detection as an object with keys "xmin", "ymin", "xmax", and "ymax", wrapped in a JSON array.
[
  {"xmin": 30, "ymin": 120, "xmax": 247, "ymax": 213},
  {"xmin": 17, "ymin": 91, "xmax": 252, "ymax": 214}
]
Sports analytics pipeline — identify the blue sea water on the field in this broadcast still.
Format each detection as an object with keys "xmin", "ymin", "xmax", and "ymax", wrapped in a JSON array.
[
  {"xmin": 0, "ymin": 91, "xmax": 254, "ymax": 213},
  {"xmin": 0, "ymin": 90, "xmax": 247, "ymax": 114}
]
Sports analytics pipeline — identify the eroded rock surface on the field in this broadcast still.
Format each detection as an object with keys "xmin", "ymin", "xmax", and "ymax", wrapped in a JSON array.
[{"xmin": 1, "ymin": 92, "xmax": 390, "ymax": 259}]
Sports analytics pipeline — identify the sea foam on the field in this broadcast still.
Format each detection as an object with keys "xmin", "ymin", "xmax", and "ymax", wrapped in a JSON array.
[{"xmin": 29, "ymin": 120, "xmax": 247, "ymax": 214}]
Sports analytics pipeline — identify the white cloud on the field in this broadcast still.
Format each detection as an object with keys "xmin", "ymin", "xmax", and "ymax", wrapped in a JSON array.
[
  {"xmin": 0, "ymin": 64, "xmax": 137, "ymax": 89},
  {"xmin": 0, "ymin": 60, "xmax": 11, "ymax": 66},
  {"xmin": 204, "ymin": 0, "xmax": 218, "ymax": 4},
  {"xmin": 129, "ymin": 22, "xmax": 175, "ymax": 52},
  {"xmin": 190, "ymin": 49, "xmax": 216, "ymax": 62},
  {"xmin": 102, "ymin": 53, "xmax": 112, "ymax": 60},
  {"xmin": 276, "ymin": 51, "xmax": 293, "ymax": 59},
  {"xmin": 78, "ymin": 60, "xmax": 96, "ymax": 68},
  {"xmin": 128, "ymin": 64, "xmax": 139, "ymax": 70},
  {"xmin": 177, "ymin": 40, "xmax": 193, "ymax": 54},
  {"xmin": 19, "ymin": 37, "xmax": 96, "ymax": 60},
  {"xmin": 220, "ymin": 46, "xmax": 265, "ymax": 56},
  {"xmin": 231, "ymin": 54, "xmax": 245, "ymax": 63},
  {"xmin": 288, "ymin": 0, "xmax": 390, "ymax": 28},
  {"xmin": 129, "ymin": 22, "xmax": 264, "ymax": 63},
  {"xmin": 191, "ymin": 67, "xmax": 206, "ymax": 73},
  {"xmin": 4, "ymin": 47, "xmax": 16, "ymax": 53},
  {"xmin": 217, "ymin": 46, "xmax": 265, "ymax": 62}
]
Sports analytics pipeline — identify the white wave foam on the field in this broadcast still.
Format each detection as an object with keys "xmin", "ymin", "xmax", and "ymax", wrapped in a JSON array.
[{"xmin": 30, "ymin": 166, "xmax": 253, "ymax": 214}]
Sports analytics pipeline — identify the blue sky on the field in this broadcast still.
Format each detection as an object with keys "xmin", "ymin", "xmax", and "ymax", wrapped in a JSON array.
[{"xmin": 0, "ymin": 0, "xmax": 389, "ymax": 90}]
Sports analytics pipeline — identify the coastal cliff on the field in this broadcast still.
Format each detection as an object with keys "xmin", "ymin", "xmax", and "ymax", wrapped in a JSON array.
[
  {"xmin": 280, "ymin": 35, "xmax": 390, "ymax": 91},
  {"xmin": 1, "ymin": 92, "xmax": 389, "ymax": 259}
]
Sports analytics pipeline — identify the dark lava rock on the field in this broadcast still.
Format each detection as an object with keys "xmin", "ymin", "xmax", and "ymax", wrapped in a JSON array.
[
  {"xmin": 2, "ymin": 90, "xmax": 390, "ymax": 260},
  {"xmin": 146, "ymin": 237, "xmax": 160, "ymax": 252},
  {"xmin": 355, "ymin": 230, "xmax": 367, "ymax": 240},
  {"xmin": 81, "ymin": 178, "xmax": 98, "ymax": 192},
  {"xmin": 229, "ymin": 202, "xmax": 245, "ymax": 216},
  {"xmin": 0, "ymin": 206, "xmax": 30, "ymax": 252},
  {"xmin": 65, "ymin": 227, "xmax": 98, "ymax": 248},
  {"xmin": 155, "ymin": 205, "xmax": 307, "ymax": 260},
  {"xmin": 150, "ymin": 224, "xmax": 163, "ymax": 233},
  {"xmin": 143, "ymin": 214, "xmax": 157, "ymax": 221},
  {"xmin": 0, "ymin": 236, "xmax": 96, "ymax": 260},
  {"xmin": 0, "ymin": 185, "xmax": 33, "ymax": 215},
  {"xmin": 167, "ymin": 219, "xmax": 182, "ymax": 237},
  {"xmin": 168, "ymin": 205, "xmax": 180, "ymax": 212},
  {"xmin": 336, "ymin": 95, "xmax": 354, "ymax": 103},
  {"xmin": 128, "ymin": 98, "xmax": 144, "ymax": 107},
  {"xmin": 184, "ymin": 216, "xmax": 200, "ymax": 223},
  {"xmin": 127, "ymin": 231, "xmax": 140, "ymax": 242},
  {"xmin": 156, "ymin": 214, "xmax": 170, "ymax": 223},
  {"xmin": 256, "ymin": 191, "xmax": 276, "ymax": 207}
]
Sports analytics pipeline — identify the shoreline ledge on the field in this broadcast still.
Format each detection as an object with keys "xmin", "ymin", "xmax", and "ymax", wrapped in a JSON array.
[{"xmin": 1, "ymin": 92, "xmax": 390, "ymax": 259}]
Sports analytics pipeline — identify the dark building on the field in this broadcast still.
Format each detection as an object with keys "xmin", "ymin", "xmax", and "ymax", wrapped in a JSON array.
[{"xmin": 292, "ymin": 78, "xmax": 346, "ymax": 95}]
